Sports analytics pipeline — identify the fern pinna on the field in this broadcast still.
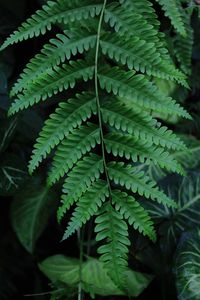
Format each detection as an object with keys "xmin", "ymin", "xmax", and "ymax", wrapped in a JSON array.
[{"xmin": 1, "ymin": 0, "xmax": 191, "ymax": 289}]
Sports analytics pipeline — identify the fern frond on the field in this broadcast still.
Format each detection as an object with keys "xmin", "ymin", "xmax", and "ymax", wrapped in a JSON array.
[
  {"xmin": 11, "ymin": 31, "xmax": 97, "ymax": 96},
  {"xmin": 106, "ymin": 1, "xmax": 185, "ymax": 65},
  {"xmin": 100, "ymin": 32, "xmax": 158, "ymax": 68},
  {"xmin": 100, "ymin": 31, "xmax": 188, "ymax": 86},
  {"xmin": 48, "ymin": 123, "xmax": 100, "ymax": 184},
  {"xmin": 104, "ymin": 132, "xmax": 183, "ymax": 174},
  {"xmin": 104, "ymin": 2, "xmax": 175, "ymax": 68},
  {"xmin": 118, "ymin": 0, "xmax": 170, "ymax": 62},
  {"xmin": 174, "ymin": 11, "xmax": 193, "ymax": 75},
  {"xmin": 112, "ymin": 190, "xmax": 156, "ymax": 241},
  {"xmin": 2, "ymin": 0, "xmax": 191, "ymax": 279},
  {"xmin": 105, "ymin": 3, "xmax": 157, "ymax": 44},
  {"xmin": 155, "ymin": 0, "xmax": 186, "ymax": 36},
  {"xmin": 119, "ymin": 0, "xmax": 160, "ymax": 30},
  {"xmin": 8, "ymin": 60, "xmax": 94, "ymax": 115},
  {"xmin": 121, "ymin": 93, "xmax": 190, "ymax": 121},
  {"xmin": 62, "ymin": 180, "xmax": 108, "ymax": 240},
  {"xmin": 0, "ymin": 0, "xmax": 102, "ymax": 51},
  {"xmin": 57, "ymin": 154, "xmax": 104, "ymax": 221},
  {"xmin": 61, "ymin": 154, "xmax": 103, "ymax": 197},
  {"xmin": 95, "ymin": 203, "xmax": 130, "ymax": 288},
  {"xmin": 100, "ymin": 33, "xmax": 173, "ymax": 80},
  {"xmin": 118, "ymin": 0, "xmax": 188, "ymax": 86},
  {"xmin": 29, "ymin": 92, "xmax": 97, "ymax": 174},
  {"xmin": 99, "ymin": 67, "xmax": 189, "ymax": 116},
  {"xmin": 108, "ymin": 162, "xmax": 176, "ymax": 208},
  {"xmin": 102, "ymin": 101, "xmax": 186, "ymax": 150}
]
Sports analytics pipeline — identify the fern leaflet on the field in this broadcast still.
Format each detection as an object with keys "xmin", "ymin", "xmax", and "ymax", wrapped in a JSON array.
[
  {"xmin": 0, "ymin": 0, "xmax": 103, "ymax": 51},
  {"xmin": 155, "ymin": 0, "xmax": 186, "ymax": 36},
  {"xmin": 57, "ymin": 154, "xmax": 104, "ymax": 221},
  {"xmin": 48, "ymin": 123, "xmax": 100, "ymax": 184},
  {"xmin": 95, "ymin": 203, "xmax": 130, "ymax": 287},
  {"xmin": 11, "ymin": 31, "xmax": 97, "ymax": 96},
  {"xmin": 104, "ymin": 132, "xmax": 183, "ymax": 174},
  {"xmin": 108, "ymin": 162, "xmax": 177, "ymax": 208},
  {"xmin": 29, "ymin": 92, "xmax": 97, "ymax": 174},
  {"xmin": 63, "ymin": 180, "xmax": 108, "ymax": 239},
  {"xmin": 112, "ymin": 190, "xmax": 156, "ymax": 241},
  {"xmin": 9, "ymin": 60, "xmax": 94, "ymax": 115}
]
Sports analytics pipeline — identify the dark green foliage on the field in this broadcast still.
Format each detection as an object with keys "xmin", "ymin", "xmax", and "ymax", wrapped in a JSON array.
[
  {"xmin": 143, "ymin": 171, "xmax": 200, "ymax": 248},
  {"xmin": 39, "ymin": 255, "xmax": 152, "ymax": 297},
  {"xmin": 174, "ymin": 230, "xmax": 200, "ymax": 300},
  {"xmin": 11, "ymin": 177, "xmax": 57, "ymax": 253}
]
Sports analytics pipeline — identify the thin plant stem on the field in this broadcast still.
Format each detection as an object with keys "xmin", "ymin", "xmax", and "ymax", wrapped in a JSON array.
[
  {"xmin": 94, "ymin": 0, "xmax": 111, "ymax": 196},
  {"xmin": 78, "ymin": 228, "xmax": 84, "ymax": 300}
]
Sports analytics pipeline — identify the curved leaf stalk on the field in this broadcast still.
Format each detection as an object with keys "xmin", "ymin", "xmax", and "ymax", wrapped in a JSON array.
[{"xmin": 94, "ymin": 0, "xmax": 111, "ymax": 196}]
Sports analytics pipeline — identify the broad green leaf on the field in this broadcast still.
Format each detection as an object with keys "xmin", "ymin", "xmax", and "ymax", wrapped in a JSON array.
[
  {"xmin": 143, "ymin": 171, "xmax": 200, "ymax": 249},
  {"xmin": 0, "ymin": 154, "xmax": 27, "ymax": 196},
  {"xmin": 39, "ymin": 255, "xmax": 80, "ymax": 286},
  {"xmin": 82, "ymin": 258, "xmax": 124, "ymax": 297},
  {"xmin": 174, "ymin": 230, "xmax": 200, "ymax": 300},
  {"xmin": 11, "ymin": 178, "xmax": 57, "ymax": 253},
  {"xmin": 39, "ymin": 255, "xmax": 152, "ymax": 298}
]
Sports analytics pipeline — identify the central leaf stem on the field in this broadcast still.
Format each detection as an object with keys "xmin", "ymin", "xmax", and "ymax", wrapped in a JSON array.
[{"xmin": 95, "ymin": 0, "xmax": 112, "ymax": 195}]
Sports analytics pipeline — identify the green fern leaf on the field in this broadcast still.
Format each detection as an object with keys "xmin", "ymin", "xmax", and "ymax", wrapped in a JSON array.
[
  {"xmin": 29, "ymin": 92, "xmax": 97, "ymax": 174},
  {"xmin": 101, "ymin": 33, "xmax": 179, "ymax": 82},
  {"xmin": 48, "ymin": 123, "xmax": 100, "ymax": 184},
  {"xmin": 174, "ymin": 10, "xmax": 194, "ymax": 75},
  {"xmin": 98, "ymin": 67, "xmax": 189, "ymax": 116},
  {"xmin": 156, "ymin": 0, "xmax": 186, "ymax": 36},
  {"xmin": 104, "ymin": 2, "xmax": 174, "ymax": 68},
  {"xmin": 95, "ymin": 203, "xmax": 130, "ymax": 288},
  {"xmin": 108, "ymin": 162, "xmax": 176, "ymax": 208},
  {"xmin": 112, "ymin": 190, "xmax": 156, "ymax": 241},
  {"xmin": 120, "ymin": 93, "xmax": 190, "ymax": 120},
  {"xmin": 0, "ymin": 0, "xmax": 102, "ymax": 51},
  {"xmin": 105, "ymin": 3, "xmax": 157, "ymax": 43},
  {"xmin": 104, "ymin": 132, "xmax": 183, "ymax": 174},
  {"xmin": 61, "ymin": 154, "xmax": 104, "ymax": 199},
  {"xmin": 100, "ymin": 31, "xmax": 186, "ymax": 87},
  {"xmin": 102, "ymin": 101, "xmax": 186, "ymax": 150},
  {"xmin": 57, "ymin": 154, "xmax": 104, "ymax": 222},
  {"xmin": 11, "ymin": 31, "xmax": 97, "ymax": 96},
  {"xmin": 100, "ymin": 32, "xmax": 160, "ymax": 71},
  {"xmin": 62, "ymin": 180, "xmax": 108, "ymax": 240},
  {"xmin": 119, "ymin": 0, "xmax": 161, "ymax": 30},
  {"xmin": 8, "ymin": 60, "xmax": 94, "ymax": 115},
  {"xmin": 118, "ymin": 0, "xmax": 188, "ymax": 86},
  {"xmin": 106, "ymin": 1, "xmax": 186, "ymax": 70}
]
